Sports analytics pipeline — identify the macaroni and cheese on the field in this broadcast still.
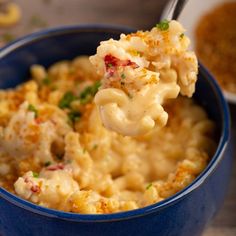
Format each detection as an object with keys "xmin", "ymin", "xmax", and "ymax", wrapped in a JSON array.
[
  {"xmin": 90, "ymin": 20, "xmax": 198, "ymax": 136},
  {"xmin": 0, "ymin": 56, "xmax": 216, "ymax": 214}
]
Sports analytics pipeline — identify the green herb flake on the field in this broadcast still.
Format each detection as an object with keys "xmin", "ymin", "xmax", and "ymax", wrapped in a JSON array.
[
  {"xmin": 28, "ymin": 104, "xmax": 38, "ymax": 117},
  {"xmin": 1, "ymin": 33, "xmax": 15, "ymax": 43},
  {"xmin": 83, "ymin": 148, "xmax": 86, "ymax": 154},
  {"xmin": 59, "ymin": 91, "xmax": 77, "ymax": 109},
  {"xmin": 136, "ymin": 51, "xmax": 142, "ymax": 56},
  {"xmin": 32, "ymin": 172, "xmax": 39, "ymax": 178},
  {"xmin": 68, "ymin": 111, "xmax": 81, "ymax": 123},
  {"xmin": 42, "ymin": 77, "xmax": 51, "ymax": 85},
  {"xmin": 146, "ymin": 183, "xmax": 153, "ymax": 190},
  {"xmin": 108, "ymin": 63, "xmax": 113, "ymax": 68},
  {"xmin": 44, "ymin": 161, "xmax": 51, "ymax": 167},
  {"xmin": 92, "ymin": 144, "xmax": 98, "ymax": 150},
  {"xmin": 79, "ymin": 81, "xmax": 101, "ymax": 105},
  {"xmin": 121, "ymin": 73, "xmax": 126, "ymax": 79},
  {"xmin": 80, "ymin": 96, "xmax": 91, "ymax": 105},
  {"xmin": 179, "ymin": 33, "xmax": 185, "ymax": 39},
  {"xmin": 156, "ymin": 19, "xmax": 170, "ymax": 31}
]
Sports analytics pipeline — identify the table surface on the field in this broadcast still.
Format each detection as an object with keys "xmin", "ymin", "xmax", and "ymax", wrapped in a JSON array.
[{"xmin": 0, "ymin": 1, "xmax": 235, "ymax": 235}]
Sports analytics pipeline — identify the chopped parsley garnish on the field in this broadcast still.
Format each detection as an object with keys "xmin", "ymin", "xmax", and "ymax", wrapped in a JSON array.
[
  {"xmin": 68, "ymin": 111, "xmax": 81, "ymax": 123},
  {"xmin": 32, "ymin": 172, "xmax": 39, "ymax": 178},
  {"xmin": 121, "ymin": 73, "xmax": 126, "ymax": 79},
  {"xmin": 80, "ymin": 96, "xmax": 91, "ymax": 105},
  {"xmin": 108, "ymin": 63, "xmax": 113, "ymax": 68},
  {"xmin": 146, "ymin": 183, "xmax": 153, "ymax": 190},
  {"xmin": 42, "ymin": 77, "xmax": 51, "ymax": 85},
  {"xmin": 59, "ymin": 81, "xmax": 101, "ymax": 108},
  {"xmin": 136, "ymin": 51, "xmax": 142, "ymax": 56},
  {"xmin": 79, "ymin": 81, "xmax": 101, "ymax": 105},
  {"xmin": 92, "ymin": 144, "xmax": 98, "ymax": 150},
  {"xmin": 44, "ymin": 161, "xmax": 51, "ymax": 167},
  {"xmin": 180, "ymin": 33, "xmax": 184, "ymax": 39},
  {"xmin": 156, "ymin": 20, "xmax": 170, "ymax": 31},
  {"xmin": 28, "ymin": 104, "xmax": 38, "ymax": 117},
  {"xmin": 59, "ymin": 91, "xmax": 77, "ymax": 109}
]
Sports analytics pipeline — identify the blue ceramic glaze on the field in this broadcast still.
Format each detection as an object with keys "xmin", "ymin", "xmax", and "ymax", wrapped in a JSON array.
[{"xmin": 0, "ymin": 25, "xmax": 232, "ymax": 236}]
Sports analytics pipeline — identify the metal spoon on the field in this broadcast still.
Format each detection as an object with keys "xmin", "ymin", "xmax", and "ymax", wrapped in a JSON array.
[{"xmin": 161, "ymin": 0, "xmax": 189, "ymax": 20}]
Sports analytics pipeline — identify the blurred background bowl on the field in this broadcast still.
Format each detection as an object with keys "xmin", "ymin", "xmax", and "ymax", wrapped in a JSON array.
[
  {"xmin": 178, "ymin": 0, "xmax": 236, "ymax": 104},
  {"xmin": 0, "ymin": 25, "xmax": 232, "ymax": 236}
]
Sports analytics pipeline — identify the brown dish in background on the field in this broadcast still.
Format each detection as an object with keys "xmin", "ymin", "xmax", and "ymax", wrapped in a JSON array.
[{"xmin": 195, "ymin": 1, "xmax": 236, "ymax": 94}]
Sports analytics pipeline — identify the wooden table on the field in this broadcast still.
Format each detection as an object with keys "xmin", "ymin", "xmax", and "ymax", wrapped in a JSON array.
[{"xmin": 0, "ymin": 1, "xmax": 235, "ymax": 235}]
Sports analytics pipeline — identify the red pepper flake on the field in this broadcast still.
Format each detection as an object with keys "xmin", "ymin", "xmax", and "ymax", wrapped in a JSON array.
[
  {"xmin": 35, "ymin": 117, "xmax": 43, "ymax": 124},
  {"xmin": 24, "ymin": 177, "xmax": 41, "ymax": 193},
  {"xmin": 104, "ymin": 54, "xmax": 138, "ymax": 75},
  {"xmin": 46, "ymin": 163, "xmax": 64, "ymax": 171},
  {"xmin": 31, "ymin": 185, "xmax": 41, "ymax": 193}
]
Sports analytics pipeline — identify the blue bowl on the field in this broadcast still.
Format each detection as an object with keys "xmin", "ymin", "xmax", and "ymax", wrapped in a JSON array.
[{"xmin": 0, "ymin": 25, "xmax": 232, "ymax": 236}]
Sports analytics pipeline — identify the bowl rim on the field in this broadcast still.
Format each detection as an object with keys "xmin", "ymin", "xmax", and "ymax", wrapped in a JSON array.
[{"xmin": 0, "ymin": 24, "xmax": 231, "ymax": 222}]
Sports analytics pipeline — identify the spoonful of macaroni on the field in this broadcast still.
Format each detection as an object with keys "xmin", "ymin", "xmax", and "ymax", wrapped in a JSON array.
[{"xmin": 90, "ymin": 20, "xmax": 198, "ymax": 136}]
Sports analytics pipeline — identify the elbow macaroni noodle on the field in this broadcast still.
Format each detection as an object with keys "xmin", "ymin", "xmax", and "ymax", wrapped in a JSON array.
[{"xmin": 90, "ymin": 20, "xmax": 198, "ymax": 136}]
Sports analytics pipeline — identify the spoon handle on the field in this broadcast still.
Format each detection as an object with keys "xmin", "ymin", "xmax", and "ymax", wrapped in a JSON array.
[
  {"xmin": 172, "ymin": 0, "xmax": 189, "ymax": 20},
  {"xmin": 162, "ymin": 0, "xmax": 189, "ymax": 20}
]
